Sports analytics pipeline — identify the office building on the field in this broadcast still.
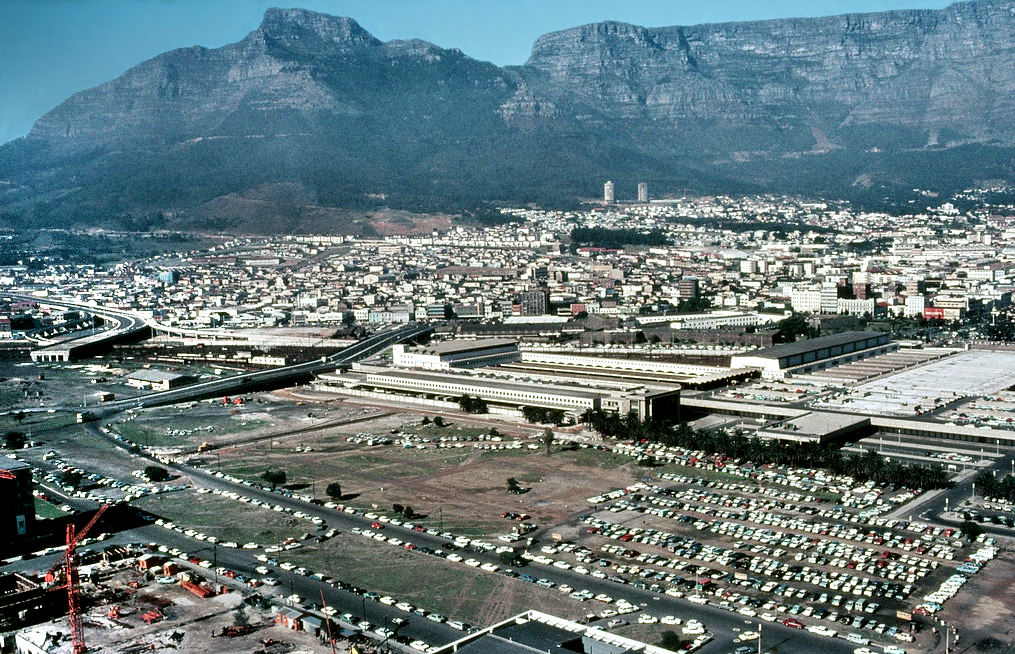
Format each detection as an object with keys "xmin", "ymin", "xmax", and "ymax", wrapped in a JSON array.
[
  {"xmin": 1, "ymin": 461, "xmax": 35, "ymax": 543},
  {"xmin": 678, "ymin": 277, "xmax": 700, "ymax": 300},
  {"xmin": 637, "ymin": 182, "xmax": 648, "ymax": 203},
  {"xmin": 517, "ymin": 289, "xmax": 549, "ymax": 316},
  {"xmin": 603, "ymin": 180, "xmax": 615, "ymax": 203}
]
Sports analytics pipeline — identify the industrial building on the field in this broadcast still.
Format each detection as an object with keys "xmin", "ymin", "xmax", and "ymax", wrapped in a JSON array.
[
  {"xmin": 506, "ymin": 351, "xmax": 754, "ymax": 390},
  {"xmin": 730, "ymin": 331, "xmax": 895, "ymax": 378},
  {"xmin": 1, "ymin": 460, "xmax": 35, "ymax": 544},
  {"xmin": 316, "ymin": 366, "xmax": 680, "ymax": 421},
  {"xmin": 124, "ymin": 369, "xmax": 196, "ymax": 391},
  {"xmin": 392, "ymin": 339, "xmax": 521, "ymax": 371}
]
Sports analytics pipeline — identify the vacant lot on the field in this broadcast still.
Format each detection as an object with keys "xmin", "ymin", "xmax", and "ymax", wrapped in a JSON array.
[
  {"xmin": 213, "ymin": 415, "xmax": 644, "ymax": 540},
  {"xmin": 134, "ymin": 490, "xmax": 306, "ymax": 546},
  {"xmin": 284, "ymin": 531, "xmax": 588, "ymax": 626}
]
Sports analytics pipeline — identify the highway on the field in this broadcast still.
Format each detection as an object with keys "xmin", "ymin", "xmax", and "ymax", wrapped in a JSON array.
[
  {"xmin": 7, "ymin": 292, "xmax": 149, "ymax": 359},
  {"xmin": 91, "ymin": 322, "xmax": 432, "ymax": 414}
]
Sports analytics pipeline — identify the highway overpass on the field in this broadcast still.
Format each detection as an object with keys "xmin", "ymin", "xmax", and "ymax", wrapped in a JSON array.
[
  {"xmin": 89, "ymin": 322, "xmax": 433, "ymax": 414},
  {"xmin": 6, "ymin": 293, "xmax": 150, "ymax": 362}
]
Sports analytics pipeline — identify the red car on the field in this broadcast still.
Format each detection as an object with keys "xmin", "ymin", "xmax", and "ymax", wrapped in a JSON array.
[
  {"xmin": 371, "ymin": 522, "xmax": 383, "ymax": 529},
  {"xmin": 781, "ymin": 618, "xmax": 804, "ymax": 629}
]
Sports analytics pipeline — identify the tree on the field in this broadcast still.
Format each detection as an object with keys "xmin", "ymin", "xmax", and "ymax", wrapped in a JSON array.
[
  {"xmin": 433, "ymin": 416, "xmax": 446, "ymax": 428},
  {"xmin": 326, "ymin": 482, "xmax": 343, "ymax": 501},
  {"xmin": 261, "ymin": 468, "xmax": 287, "ymax": 489},
  {"xmin": 60, "ymin": 470, "xmax": 83, "ymax": 489},
  {"xmin": 393, "ymin": 503, "xmax": 405, "ymax": 515},
  {"xmin": 144, "ymin": 466, "xmax": 170, "ymax": 482},
  {"xmin": 14, "ymin": 411, "xmax": 25, "ymax": 424},
  {"xmin": 961, "ymin": 520, "xmax": 984, "ymax": 542},
  {"xmin": 541, "ymin": 428, "xmax": 555, "ymax": 456},
  {"xmin": 3, "ymin": 431, "xmax": 26, "ymax": 449},
  {"xmin": 506, "ymin": 477, "xmax": 521, "ymax": 493},
  {"xmin": 403, "ymin": 505, "xmax": 414, "ymax": 518},
  {"xmin": 421, "ymin": 416, "xmax": 431, "ymax": 425},
  {"xmin": 657, "ymin": 631, "xmax": 686, "ymax": 650}
]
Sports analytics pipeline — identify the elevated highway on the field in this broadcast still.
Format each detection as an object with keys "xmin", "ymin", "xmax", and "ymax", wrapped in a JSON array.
[
  {"xmin": 90, "ymin": 322, "xmax": 432, "ymax": 415},
  {"xmin": 6, "ymin": 293, "xmax": 150, "ymax": 362}
]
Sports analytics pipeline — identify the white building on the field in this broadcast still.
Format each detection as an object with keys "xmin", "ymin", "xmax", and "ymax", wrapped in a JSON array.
[{"xmin": 392, "ymin": 339, "xmax": 521, "ymax": 371}]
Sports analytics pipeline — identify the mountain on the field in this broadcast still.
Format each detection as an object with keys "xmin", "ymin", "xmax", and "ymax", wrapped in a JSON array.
[{"xmin": 2, "ymin": 2, "xmax": 1015, "ymax": 232}]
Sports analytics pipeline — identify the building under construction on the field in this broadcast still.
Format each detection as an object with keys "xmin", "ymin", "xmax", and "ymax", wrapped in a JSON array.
[{"xmin": 0, "ymin": 572, "xmax": 64, "ymax": 632}]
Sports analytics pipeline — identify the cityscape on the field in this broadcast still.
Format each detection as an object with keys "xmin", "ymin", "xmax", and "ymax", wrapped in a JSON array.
[{"xmin": 2, "ymin": 2, "xmax": 1015, "ymax": 654}]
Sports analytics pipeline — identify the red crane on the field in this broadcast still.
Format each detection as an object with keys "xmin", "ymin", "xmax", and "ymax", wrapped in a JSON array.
[
  {"xmin": 46, "ymin": 503, "xmax": 110, "ymax": 654},
  {"xmin": 0, "ymin": 468, "xmax": 16, "ymax": 479}
]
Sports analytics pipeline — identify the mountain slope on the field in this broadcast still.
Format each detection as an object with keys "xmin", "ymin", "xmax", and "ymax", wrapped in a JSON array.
[{"xmin": 2, "ymin": 2, "xmax": 1014, "ymax": 231}]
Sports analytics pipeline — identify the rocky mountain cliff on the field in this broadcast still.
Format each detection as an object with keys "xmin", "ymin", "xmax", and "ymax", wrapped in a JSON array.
[{"xmin": 3, "ymin": 2, "xmax": 1014, "ymax": 231}]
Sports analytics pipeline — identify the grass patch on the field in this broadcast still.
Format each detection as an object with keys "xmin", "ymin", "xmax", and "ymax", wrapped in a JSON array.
[
  {"xmin": 134, "ymin": 491, "xmax": 305, "ymax": 545},
  {"xmin": 285, "ymin": 535, "xmax": 586, "ymax": 625},
  {"xmin": 557, "ymin": 448, "xmax": 633, "ymax": 468},
  {"xmin": 35, "ymin": 498, "xmax": 68, "ymax": 519},
  {"xmin": 0, "ymin": 411, "xmax": 77, "ymax": 433},
  {"xmin": 112, "ymin": 414, "xmax": 267, "ymax": 447}
]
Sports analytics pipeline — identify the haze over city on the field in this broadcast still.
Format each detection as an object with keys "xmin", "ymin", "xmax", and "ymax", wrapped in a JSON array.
[{"xmin": 0, "ymin": 2, "xmax": 1013, "ymax": 654}]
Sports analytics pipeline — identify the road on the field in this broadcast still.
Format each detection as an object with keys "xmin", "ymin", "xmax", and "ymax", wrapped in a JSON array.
[
  {"xmin": 90, "ymin": 322, "xmax": 432, "ymax": 414},
  {"xmin": 165, "ymin": 458, "xmax": 857, "ymax": 654}
]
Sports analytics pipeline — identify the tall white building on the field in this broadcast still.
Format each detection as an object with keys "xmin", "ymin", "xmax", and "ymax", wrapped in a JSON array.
[
  {"xmin": 637, "ymin": 182, "xmax": 648, "ymax": 203},
  {"xmin": 604, "ymin": 180, "xmax": 615, "ymax": 203}
]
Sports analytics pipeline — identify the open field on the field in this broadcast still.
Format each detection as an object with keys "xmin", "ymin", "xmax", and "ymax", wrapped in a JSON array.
[
  {"xmin": 133, "ymin": 490, "xmax": 306, "ymax": 546},
  {"xmin": 212, "ymin": 415, "xmax": 643, "ymax": 540},
  {"xmin": 283, "ymin": 531, "xmax": 589, "ymax": 627},
  {"xmin": 34, "ymin": 497, "xmax": 68, "ymax": 519}
]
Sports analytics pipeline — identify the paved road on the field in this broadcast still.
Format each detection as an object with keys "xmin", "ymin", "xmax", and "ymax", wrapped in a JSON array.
[
  {"xmin": 89, "ymin": 323, "xmax": 431, "ymax": 415},
  {"xmin": 169, "ymin": 460, "xmax": 858, "ymax": 654}
]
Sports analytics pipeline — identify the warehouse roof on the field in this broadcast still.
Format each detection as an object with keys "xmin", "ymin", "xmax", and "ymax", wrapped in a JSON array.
[
  {"xmin": 125, "ymin": 369, "xmax": 189, "ymax": 382},
  {"xmin": 744, "ymin": 331, "xmax": 887, "ymax": 360},
  {"xmin": 423, "ymin": 339, "xmax": 518, "ymax": 355}
]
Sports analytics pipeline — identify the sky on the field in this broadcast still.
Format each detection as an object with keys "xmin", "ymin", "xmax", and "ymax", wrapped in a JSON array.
[{"xmin": 0, "ymin": 0, "xmax": 955, "ymax": 145}]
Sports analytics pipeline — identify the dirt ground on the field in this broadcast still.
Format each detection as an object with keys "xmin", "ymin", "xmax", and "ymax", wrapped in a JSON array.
[
  {"xmin": 210, "ymin": 408, "xmax": 643, "ymax": 540},
  {"xmin": 934, "ymin": 546, "xmax": 1015, "ymax": 652}
]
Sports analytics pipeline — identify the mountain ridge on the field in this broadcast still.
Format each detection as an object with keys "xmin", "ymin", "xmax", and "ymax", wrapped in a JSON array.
[{"xmin": 2, "ymin": 2, "xmax": 1014, "ymax": 231}]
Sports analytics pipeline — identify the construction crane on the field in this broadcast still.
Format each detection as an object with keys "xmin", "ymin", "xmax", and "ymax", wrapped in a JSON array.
[
  {"xmin": 0, "ymin": 469, "xmax": 16, "ymax": 479},
  {"xmin": 46, "ymin": 503, "xmax": 110, "ymax": 654}
]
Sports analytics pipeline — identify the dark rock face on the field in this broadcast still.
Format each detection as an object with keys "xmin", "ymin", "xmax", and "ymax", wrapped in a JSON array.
[{"xmin": 3, "ymin": 2, "xmax": 1015, "ymax": 231}]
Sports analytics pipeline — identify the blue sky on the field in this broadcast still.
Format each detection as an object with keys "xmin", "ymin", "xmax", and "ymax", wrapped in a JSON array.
[{"xmin": 0, "ymin": 0, "xmax": 954, "ymax": 145}]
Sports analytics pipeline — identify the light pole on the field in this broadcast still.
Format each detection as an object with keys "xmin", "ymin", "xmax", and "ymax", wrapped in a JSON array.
[{"xmin": 757, "ymin": 621, "xmax": 762, "ymax": 654}]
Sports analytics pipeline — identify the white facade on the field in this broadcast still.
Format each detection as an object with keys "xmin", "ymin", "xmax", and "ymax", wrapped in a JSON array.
[{"xmin": 790, "ymin": 288, "xmax": 822, "ymax": 313}]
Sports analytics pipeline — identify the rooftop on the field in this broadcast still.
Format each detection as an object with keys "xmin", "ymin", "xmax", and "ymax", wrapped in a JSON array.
[
  {"xmin": 125, "ymin": 369, "xmax": 190, "ymax": 382},
  {"xmin": 743, "ymin": 331, "xmax": 887, "ymax": 360},
  {"xmin": 422, "ymin": 338, "xmax": 518, "ymax": 356}
]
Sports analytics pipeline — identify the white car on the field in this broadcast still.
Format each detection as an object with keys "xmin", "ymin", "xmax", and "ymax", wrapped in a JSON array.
[
  {"xmin": 637, "ymin": 614, "xmax": 658, "ymax": 624},
  {"xmin": 660, "ymin": 615, "xmax": 681, "ymax": 625},
  {"xmin": 682, "ymin": 621, "xmax": 705, "ymax": 635}
]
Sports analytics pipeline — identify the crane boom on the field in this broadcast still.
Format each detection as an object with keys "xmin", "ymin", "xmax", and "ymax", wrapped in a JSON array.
[{"xmin": 49, "ymin": 503, "xmax": 109, "ymax": 654}]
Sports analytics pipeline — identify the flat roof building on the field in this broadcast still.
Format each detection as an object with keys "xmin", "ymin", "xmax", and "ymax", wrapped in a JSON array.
[
  {"xmin": 124, "ymin": 369, "xmax": 196, "ymax": 391},
  {"xmin": 393, "ymin": 339, "xmax": 521, "ymax": 371},
  {"xmin": 0, "ymin": 460, "xmax": 35, "ymax": 544},
  {"xmin": 730, "ymin": 331, "xmax": 895, "ymax": 379},
  {"xmin": 318, "ymin": 366, "xmax": 679, "ymax": 421}
]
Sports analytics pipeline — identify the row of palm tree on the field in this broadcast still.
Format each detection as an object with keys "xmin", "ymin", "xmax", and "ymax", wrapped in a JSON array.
[
  {"xmin": 974, "ymin": 469, "xmax": 1015, "ymax": 501},
  {"xmin": 580, "ymin": 409, "xmax": 953, "ymax": 491}
]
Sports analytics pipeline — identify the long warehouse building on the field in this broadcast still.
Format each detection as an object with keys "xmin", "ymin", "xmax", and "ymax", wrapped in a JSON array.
[
  {"xmin": 316, "ymin": 366, "xmax": 680, "ymax": 421},
  {"xmin": 730, "ymin": 331, "xmax": 896, "ymax": 379}
]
